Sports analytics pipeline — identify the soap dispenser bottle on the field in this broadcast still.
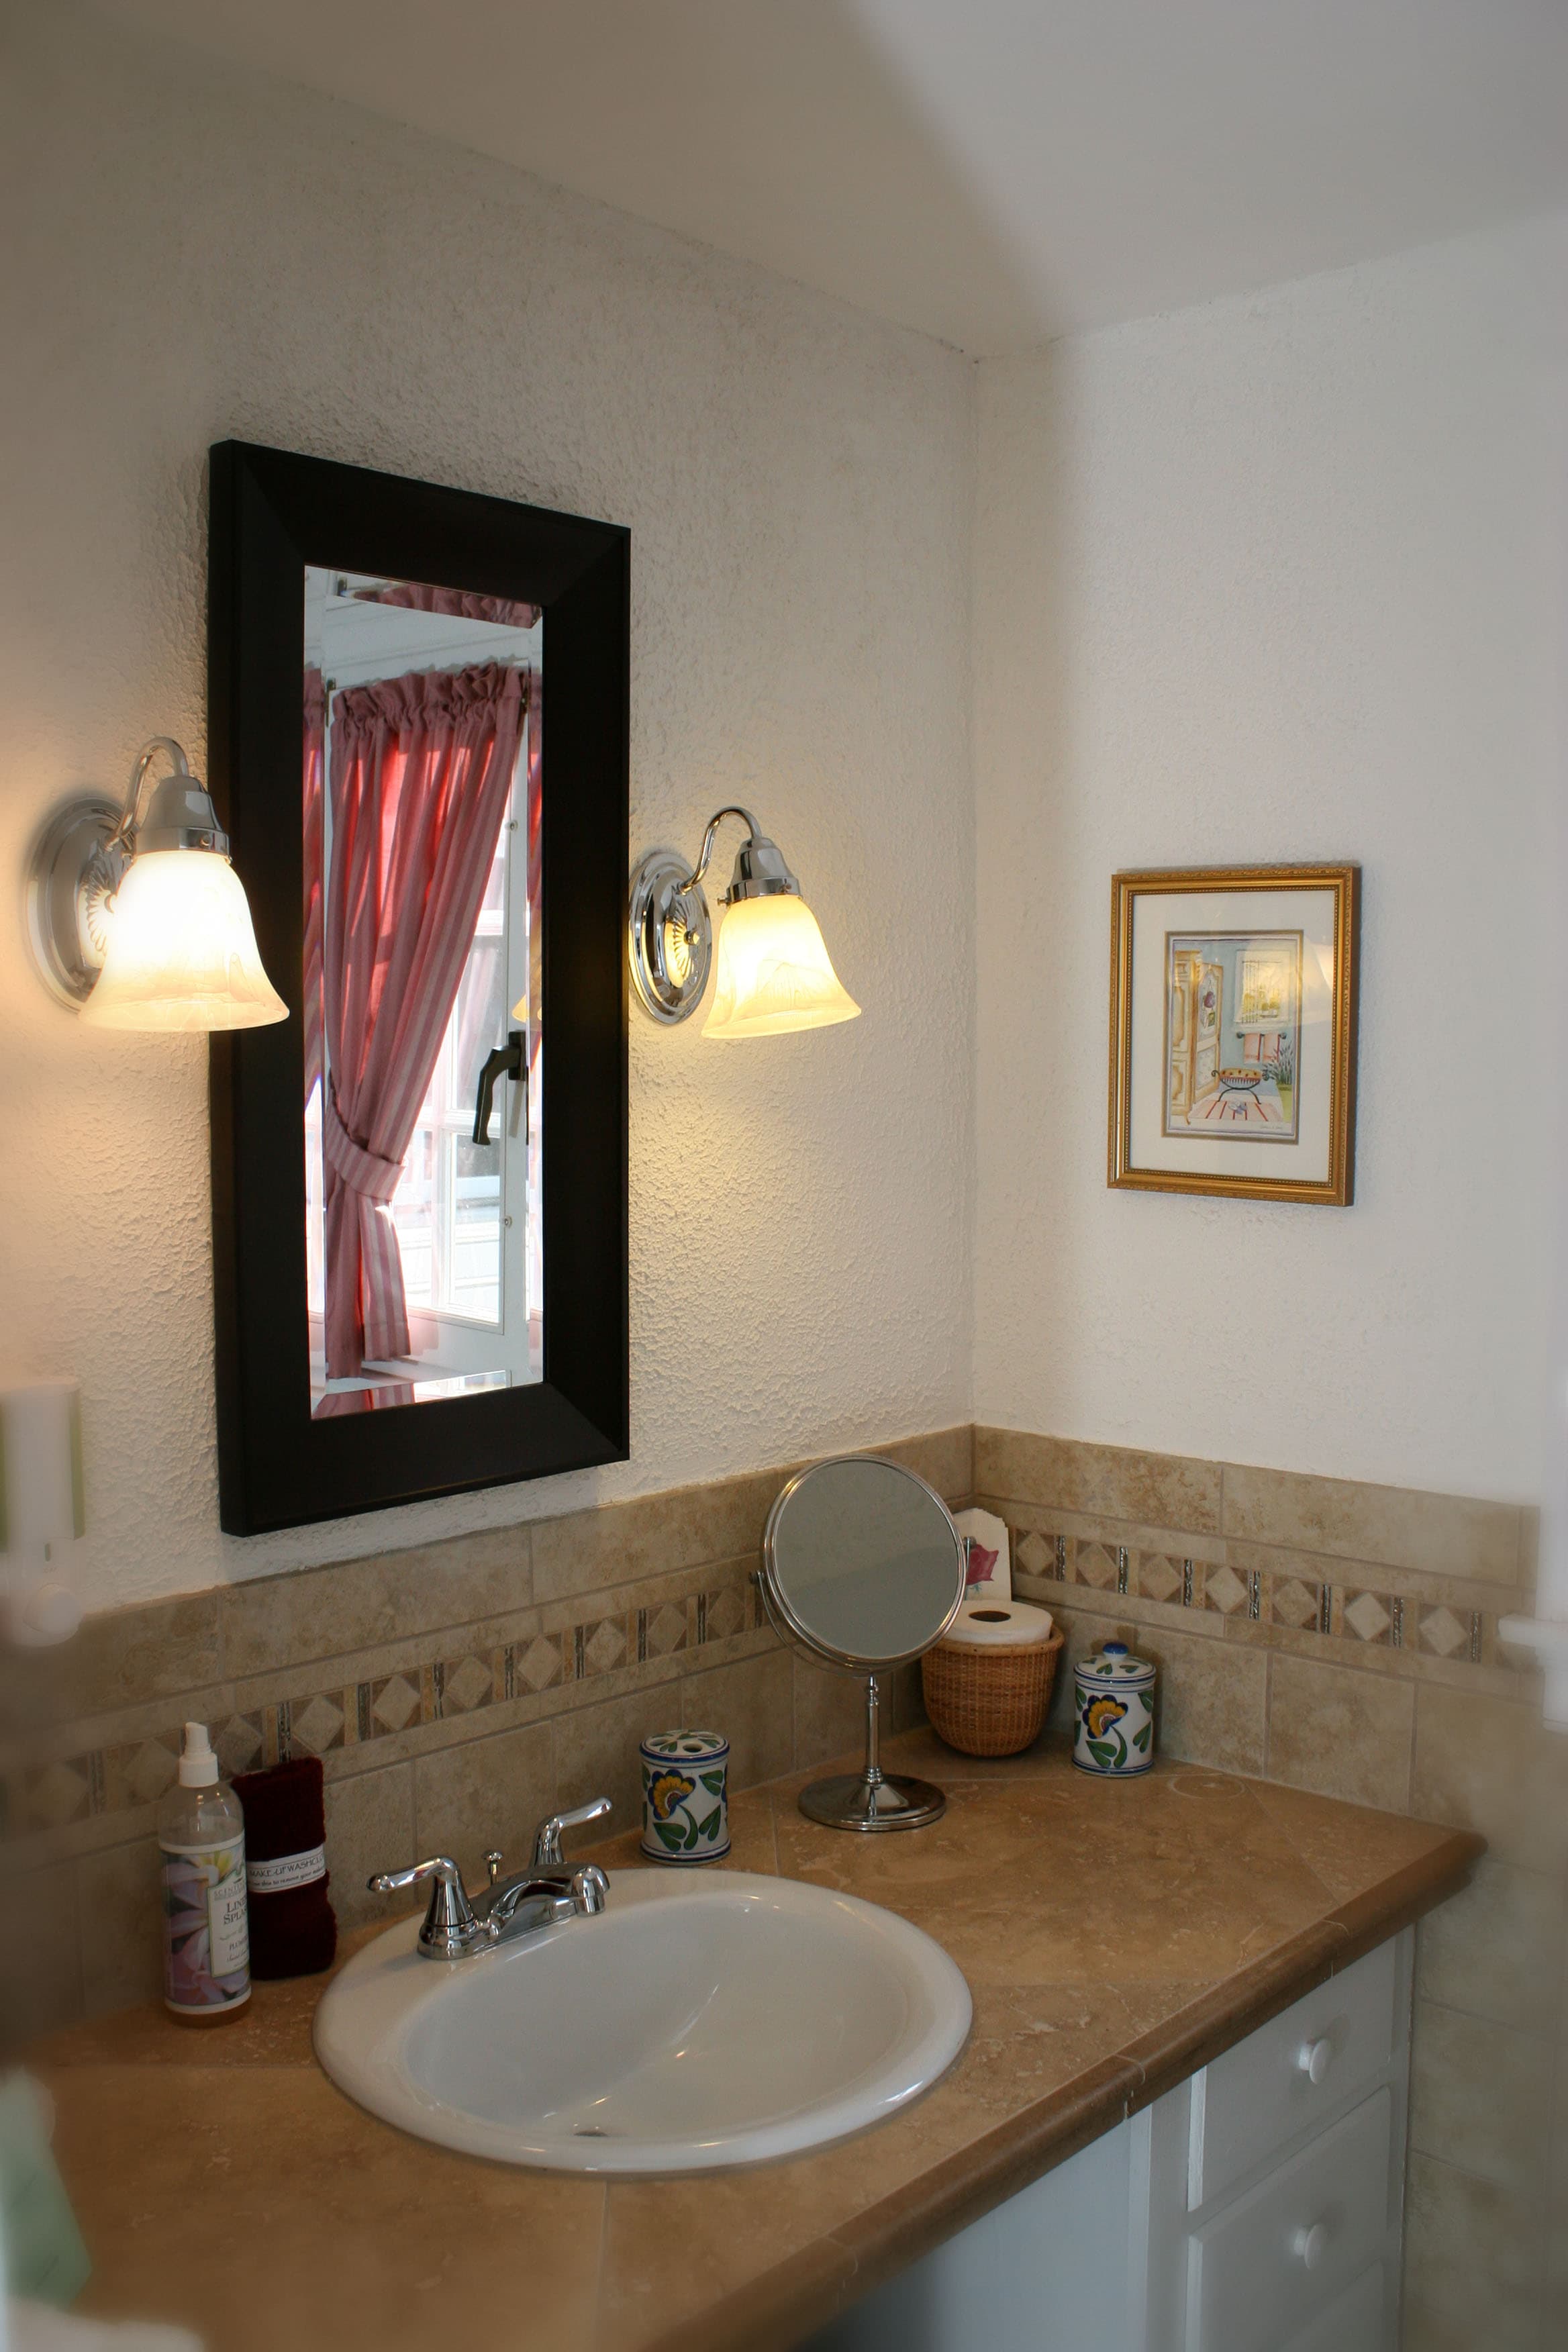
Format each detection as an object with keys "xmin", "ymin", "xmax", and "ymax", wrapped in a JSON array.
[{"xmin": 158, "ymin": 1721, "xmax": 251, "ymax": 2020}]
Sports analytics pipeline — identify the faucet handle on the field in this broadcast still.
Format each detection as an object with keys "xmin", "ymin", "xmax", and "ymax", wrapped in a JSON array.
[
  {"xmin": 367, "ymin": 1853, "xmax": 479, "ymax": 1959},
  {"xmin": 531, "ymin": 1796, "xmax": 611, "ymax": 1868}
]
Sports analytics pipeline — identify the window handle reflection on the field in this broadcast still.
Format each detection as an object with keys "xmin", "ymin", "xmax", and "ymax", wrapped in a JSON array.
[{"xmin": 472, "ymin": 1030, "xmax": 525, "ymax": 1147}]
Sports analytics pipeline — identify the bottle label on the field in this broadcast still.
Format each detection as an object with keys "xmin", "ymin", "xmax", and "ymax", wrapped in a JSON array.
[
  {"xmin": 247, "ymin": 1843, "xmax": 326, "ymax": 1895},
  {"xmin": 161, "ymin": 1835, "xmax": 250, "ymax": 2011}
]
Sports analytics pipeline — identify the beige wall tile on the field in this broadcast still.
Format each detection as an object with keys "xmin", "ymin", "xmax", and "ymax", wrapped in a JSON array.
[
  {"xmin": 1416, "ymin": 1857, "xmax": 1567, "ymax": 2036},
  {"xmin": 324, "ymin": 1762, "xmax": 415, "ymax": 1933},
  {"xmin": 1413, "ymin": 1683, "xmax": 1568, "ymax": 1872},
  {"xmin": 0, "ymin": 1857, "xmax": 81, "ymax": 2049},
  {"xmin": 793, "ymin": 1655, "xmax": 864, "ymax": 1771},
  {"xmin": 552, "ymin": 1693, "xmax": 655, "ymax": 1843},
  {"xmin": 1265, "ymin": 1652, "xmax": 1414, "ymax": 1811},
  {"xmin": 867, "ymin": 1425, "xmax": 973, "ymax": 1502},
  {"xmin": 78, "ymin": 1836, "xmax": 163, "ymax": 2018},
  {"xmin": 413, "ymin": 1722, "xmax": 554, "ymax": 1888},
  {"xmin": 39, "ymin": 1595, "xmax": 224, "ymax": 1720},
  {"xmin": 222, "ymin": 1528, "xmax": 532, "ymax": 1679},
  {"xmin": 973, "ymin": 1430, "xmax": 1222, "ymax": 1531},
  {"xmin": 1140, "ymin": 1622, "xmax": 1268, "ymax": 1776},
  {"xmin": 532, "ymin": 1467, "xmax": 784, "ymax": 1606},
  {"xmin": 679, "ymin": 1649, "xmax": 795, "ymax": 1794},
  {"xmin": 1404, "ymin": 2153, "xmax": 1545, "ymax": 2352},
  {"xmin": 1410, "ymin": 2000, "xmax": 1553, "ymax": 2189},
  {"xmin": 1222, "ymin": 1463, "xmax": 1520, "ymax": 1585}
]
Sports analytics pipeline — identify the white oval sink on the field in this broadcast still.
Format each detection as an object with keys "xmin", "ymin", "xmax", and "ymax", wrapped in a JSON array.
[{"xmin": 314, "ymin": 1867, "xmax": 971, "ymax": 2173}]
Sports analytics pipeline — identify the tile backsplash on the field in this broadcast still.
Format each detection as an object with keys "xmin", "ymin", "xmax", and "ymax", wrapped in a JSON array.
[{"xmin": 3, "ymin": 1420, "xmax": 1560, "ymax": 2352}]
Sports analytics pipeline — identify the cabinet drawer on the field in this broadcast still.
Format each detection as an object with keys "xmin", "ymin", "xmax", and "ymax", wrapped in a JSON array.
[
  {"xmin": 1191, "ymin": 1938, "xmax": 1398, "ymax": 2205},
  {"xmin": 1279, "ymin": 2263, "xmax": 1390, "ymax": 2352},
  {"xmin": 1187, "ymin": 2090, "xmax": 1392, "ymax": 2352}
]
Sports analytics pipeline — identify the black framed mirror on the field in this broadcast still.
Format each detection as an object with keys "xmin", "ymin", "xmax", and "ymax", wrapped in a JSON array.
[{"xmin": 207, "ymin": 441, "xmax": 628, "ymax": 1534}]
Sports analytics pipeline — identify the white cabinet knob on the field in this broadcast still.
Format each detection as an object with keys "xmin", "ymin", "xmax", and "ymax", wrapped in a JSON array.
[
  {"xmin": 1296, "ymin": 2035, "xmax": 1333, "ymax": 2085},
  {"xmin": 1291, "ymin": 2222, "xmax": 1329, "ymax": 2271}
]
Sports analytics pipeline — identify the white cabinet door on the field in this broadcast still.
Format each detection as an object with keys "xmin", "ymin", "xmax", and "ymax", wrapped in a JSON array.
[{"xmin": 807, "ymin": 2118, "xmax": 1134, "ymax": 2352}]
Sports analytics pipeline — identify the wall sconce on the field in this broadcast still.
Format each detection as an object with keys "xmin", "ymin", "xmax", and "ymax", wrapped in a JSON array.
[
  {"xmin": 26, "ymin": 736, "xmax": 287, "ymax": 1031},
  {"xmin": 628, "ymin": 806, "xmax": 859, "ymax": 1038}
]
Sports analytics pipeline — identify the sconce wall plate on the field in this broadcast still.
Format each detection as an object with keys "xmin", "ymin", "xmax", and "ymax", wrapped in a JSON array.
[
  {"xmin": 627, "ymin": 846, "xmax": 714, "ymax": 1024},
  {"xmin": 25, "ymin": 795, "xmax": 128, "ymax": 1008}
]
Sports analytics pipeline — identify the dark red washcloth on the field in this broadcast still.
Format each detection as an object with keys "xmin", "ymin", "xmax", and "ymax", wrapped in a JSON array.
[{"xmin": 233, "ymin": 1755, "xmax": 338, "ymax": 1979}]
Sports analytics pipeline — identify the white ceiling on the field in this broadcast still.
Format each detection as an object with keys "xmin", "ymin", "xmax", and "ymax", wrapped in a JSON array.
[{"xmin": 99, "ymin": 0, "xmax": 1568, "ymax": 352}]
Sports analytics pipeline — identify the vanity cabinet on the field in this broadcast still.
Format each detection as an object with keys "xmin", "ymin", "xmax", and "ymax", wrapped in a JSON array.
[{"xmin": 812, "ymin": 1933, "xmax": 1411, "ymax": 2352}]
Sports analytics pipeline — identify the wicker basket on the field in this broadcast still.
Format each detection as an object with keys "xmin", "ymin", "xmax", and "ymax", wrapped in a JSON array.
[{"xmin": 922, "ymin": 1626, "xmax": 1065, "ymax": 1757}]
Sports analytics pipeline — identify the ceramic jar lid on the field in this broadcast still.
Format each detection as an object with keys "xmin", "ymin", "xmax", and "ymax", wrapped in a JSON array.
[
  {"xmin": 1075, "ymin": 1638, "xmax": 1155, "ymax": 1689},
  {"xmin": 942, "ymin": 1598, "xmax": 1056, "ymax": 1650},
  {"xmin": 640, "ymin": 1728, "xmax": 729, "ymax": 1762}
]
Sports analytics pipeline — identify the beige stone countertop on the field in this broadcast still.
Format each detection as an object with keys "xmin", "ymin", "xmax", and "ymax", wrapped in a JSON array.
[{"xmin": 30, "ymin": 1731, "xmax": 1481, "ymax": 2352}]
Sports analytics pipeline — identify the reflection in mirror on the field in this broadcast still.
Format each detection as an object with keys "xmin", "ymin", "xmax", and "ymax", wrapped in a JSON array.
[
  {"xmin": 765, "ymin": 1457, "xmax": 967, "ymax": 1664},
  {"xmin": 301, "ymin": 569, "xmax": 543, "ymax": 1417},
  {"xmin": 760, "ymin": 1457, "xmax": 965, "ymax": 1834}
]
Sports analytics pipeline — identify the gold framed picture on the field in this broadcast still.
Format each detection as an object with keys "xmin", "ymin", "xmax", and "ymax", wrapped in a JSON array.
[{"xmin": 1109, "ymin": 865, "xmax": 1359, "ymax": 1205}]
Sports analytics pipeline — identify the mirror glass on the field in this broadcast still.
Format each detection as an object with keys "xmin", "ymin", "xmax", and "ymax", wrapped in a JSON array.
[
  {"xmin": 763, "ymin": 1458, "xmax": 965, "ymax": 1667},
  {"xmin": 301, "ymin": 567, "xmax": 542, "ymax": 1418}
]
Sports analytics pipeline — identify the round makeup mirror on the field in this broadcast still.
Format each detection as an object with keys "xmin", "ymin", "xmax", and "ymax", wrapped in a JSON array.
[{"xmin": 758, "ymin": 1456, "xmax": 966, "ymax": 1832}]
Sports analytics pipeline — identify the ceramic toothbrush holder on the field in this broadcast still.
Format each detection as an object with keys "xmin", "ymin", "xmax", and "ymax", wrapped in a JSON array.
[
  {"xmin": 1072, "ymin": 1640, "xmax": 1156, "ymax": 1776},
  {"xmin": 640, "ymin": 1728, "xmax": 730, "ymax": 1861}
]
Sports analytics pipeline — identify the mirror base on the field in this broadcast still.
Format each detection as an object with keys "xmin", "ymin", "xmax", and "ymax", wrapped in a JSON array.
[{"xmin": 797, "ymin": 1773, "xmax": 946, "ymax": 1834}]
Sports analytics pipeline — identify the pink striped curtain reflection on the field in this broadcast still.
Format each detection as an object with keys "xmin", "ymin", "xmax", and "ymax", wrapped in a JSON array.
[
  {"xmin": 322, "ymin": 662, "xmax": 525, "ymax": 1381},
  {"xmin": 303, "ymin": 668, "xmax": 326, "ymax": 1106}
]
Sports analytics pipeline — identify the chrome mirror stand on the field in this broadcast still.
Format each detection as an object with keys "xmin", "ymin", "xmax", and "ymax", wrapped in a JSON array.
[{"xmin": 752, "ymin": 1560, "xmax": 950, "ymax": 1834}]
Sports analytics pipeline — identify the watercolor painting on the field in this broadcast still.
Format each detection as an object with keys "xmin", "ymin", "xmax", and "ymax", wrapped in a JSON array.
[{"xmin": 1163, "ymin": 930, "xmax": 1302, "ymax": 1142}]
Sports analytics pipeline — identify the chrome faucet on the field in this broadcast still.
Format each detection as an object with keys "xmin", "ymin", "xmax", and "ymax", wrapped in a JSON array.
[{"xmin": 369, "ymin": 1796, "xmax": 612, "ymax": 1960}]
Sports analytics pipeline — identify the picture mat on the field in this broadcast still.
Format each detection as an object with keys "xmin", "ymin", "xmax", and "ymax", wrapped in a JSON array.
[{"xmin": 1129, "ymin": 889, "xmax": 1338, "ymax": 1183}]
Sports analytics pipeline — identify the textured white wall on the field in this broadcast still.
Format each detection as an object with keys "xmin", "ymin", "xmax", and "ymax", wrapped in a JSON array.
[
  {"xmin": 974, "ymin": 221, "xmax": 1566, "ymax": 1502},
  {"xmin": 0, "ymin": 8, "xmax": 975, "ymax": 1607}
]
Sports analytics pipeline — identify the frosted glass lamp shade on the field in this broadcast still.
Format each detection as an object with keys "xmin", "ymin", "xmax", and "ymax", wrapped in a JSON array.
[
  {"xmin": 701, "ymin": 891, "xmax": 860, "ymax": 1040},
  {"xmin": 81, "ymin": 850, "xmax": 287, "ymax": 1032}
]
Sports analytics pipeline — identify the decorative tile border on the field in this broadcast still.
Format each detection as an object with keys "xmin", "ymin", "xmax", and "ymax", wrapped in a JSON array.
[
  {"xmin": 1012, "ymin": 1526, "xmax": 1520, "ymax": 1679},
  {"xmin": 2, "ymin": 1571, "xmax": 767, "ymax": 1846}
]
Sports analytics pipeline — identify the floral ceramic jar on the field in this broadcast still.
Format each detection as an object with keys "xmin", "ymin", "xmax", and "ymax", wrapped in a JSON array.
[
  {"xmin": 640, "ymin": 1728, "xmax": 730, "ymax": 1861},
  {"xmin": 1072, "ymin": 1640, "xmax": 1156, "ymax": 1776}
]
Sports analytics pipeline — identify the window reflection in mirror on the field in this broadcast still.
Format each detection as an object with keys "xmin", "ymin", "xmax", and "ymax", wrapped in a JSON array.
[{"xmin": 301, "ymin": 568, "xmax": 543, "ymax": 1417}]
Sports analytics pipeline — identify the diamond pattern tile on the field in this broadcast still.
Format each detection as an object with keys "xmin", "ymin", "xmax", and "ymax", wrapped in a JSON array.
[
  {"xmin": 1134, "ymin": 1554, "xmax": 1182, "ymax": 1605},
  {"xmin": 1205, "ymin": 1564, "xmax": 1248, "ymax": 1616},
  {"xmin": 213, "ymin": 1714, "xmax": 263, "ymax": 1776},
  {"xmin": 1343, "ymin": 1591, "xmax": 1392, "ymax": 1644},
  {"xmin": 1272, "ymin": 1578, "xmax": 1320, "ymax": 1630},
  {"xmin": 290, "ymin": 1694, "xmax": 346, "ymax": 1755},
  {"xmin": 26, "ymin": 1759, "xmax": 91, "ymax": 1830},
  {"xmin": 583, "ymin": 1619, "xmax": 626, "ymax": 1677},
  {"xmin": 519, "ymin": 1635, "xmax": 560, "ymax": 1694},
  {"xmin": 646, "ymin": 1604, "xmax": 687, "ymax": 1658},
  {"xmin": 1418, "ymin": 1606, "xmax": 1469, "ymax": 1660},
  {"xmin": 372, "ymin": 1674, "xmax": 421, "ymax": 1734},
  {"xmin": 1075, "ymin": 1543, "xmax": 1118, "ymax": 1590},
  {"xmin": 704, "ymin": 1587, "xmax": 746, "ymax": 1641},
  {"xmin": 442, "ymin": 1655, "xmax": 494, "ymax": 1715},
  {"xmin": 1014, "ymin": 1530, "xmax": 1054, "ymax": 1580},
  {"xmin": 129, "ymin": 1736, "xmax": 179, "ymax": 1804}
]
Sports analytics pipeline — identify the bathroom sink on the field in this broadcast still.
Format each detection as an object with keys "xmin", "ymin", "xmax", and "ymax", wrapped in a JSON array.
[{"xmin": 313, "ymin": 1867, "xmax": 971, "ymax": 2173}]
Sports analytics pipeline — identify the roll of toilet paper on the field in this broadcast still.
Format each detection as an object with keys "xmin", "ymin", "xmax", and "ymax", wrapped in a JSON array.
[{"xmin": 942, "ymin": 1598, "xmax": 1055, "ymax": 1648}]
